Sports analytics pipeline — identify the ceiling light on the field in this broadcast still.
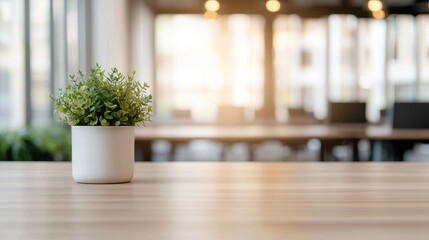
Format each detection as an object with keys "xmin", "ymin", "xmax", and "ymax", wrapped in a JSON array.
[
  {"xmin": 266, "ymin": 0, "xmax": 281, "ymax": 13},
  {"xmin": 368, "ymin": 0, "xmax": 383, "ymax": 12},
  {"xmin": 372, "ymin": 10, "xmax": 385, "ymax": 19},
  {"xmin": 205, "ymin": 0, "xmax": 220, "ymax": 12}
]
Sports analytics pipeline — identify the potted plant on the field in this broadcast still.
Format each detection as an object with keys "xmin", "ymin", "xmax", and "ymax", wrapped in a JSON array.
[{"xmin": 52, "ymin": 63, "xmax": 152, "ymax": 183}]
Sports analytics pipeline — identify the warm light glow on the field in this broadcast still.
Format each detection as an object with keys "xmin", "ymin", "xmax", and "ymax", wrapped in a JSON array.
[
  {"xmin": 368, "ymin": 0, "xmax": 383, "ymax": 12},
  {"xmin": 372, "ymin": 10, "xmax": 385, "ymax": 19},
  {"xmin": 205, "ymin": 0, "xmax": 220, "ymax": 12},
  {"xmin": 204, "ymin": 10, "xmax": 218, "ymax": 19},
  {"xmin": 266, "ymin": 0, "xmax": 281, "ymax": 13}
]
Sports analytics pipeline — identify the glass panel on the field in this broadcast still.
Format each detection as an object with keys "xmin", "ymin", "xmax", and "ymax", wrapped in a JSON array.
[
  {"xmin": 0, "ymin": 0, "xmax": 24, "ymax": 129},
  {"xmin": 274, "ymin": 15, "xmax": 327, "ymax": 120},
  {"xmin": 387, "ymin": 15, "xmax": 416, "ymax": 102},
  {"xmin": 53, "ymin": 0, "xmax": 65, "ymax": 90},
  {"xmin": 155, "ymin": 14, "xmax": 264, "ymax": 123},
  {"xmin": 66, "ymin": 0, "xmax": 79, "ymax": 75},
  {"xmin": 51, "ymin": 0, "xmax": 79, "ymax": 98},
  {"xmin": 417, "ymin": 15, "xmax": 429, "ymax": 101},
  {"xmin": 30, "ymin": 0, "xmax": 50, "ymax": 126},
  {"xmin": 328, "ymin": 15, "xmax": 358, "ymax": 102},
  {"xmin": 357, "ymin": 19, "xmax": 386, "ymax": 122},
  {"xmin": 274, "ymin": 15, "xmax": 388, "ymax": 122}
]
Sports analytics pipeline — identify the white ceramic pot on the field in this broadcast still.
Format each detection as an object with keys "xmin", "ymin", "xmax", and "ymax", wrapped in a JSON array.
[{"xmin": 72, "ymin": 126, "xmax": 135, "ymax": 183}]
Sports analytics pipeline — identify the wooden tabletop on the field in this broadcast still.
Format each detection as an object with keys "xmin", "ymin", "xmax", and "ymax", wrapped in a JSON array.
[{"xmin": 2, "ymin": 162, "xmax": 429, "ymax": 240}]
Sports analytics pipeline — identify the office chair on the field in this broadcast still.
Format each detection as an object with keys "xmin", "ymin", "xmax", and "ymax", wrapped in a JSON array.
[
  {"xmin": 392, "ymin": 102, "xmax": 429, "ymax": 129},
  {"xmin": 168, "ymin": 109, "xmax": 193, "ymax": 161},
  {"xmin": 287, "ymin": 107, "xmax": 318, "ymax": 125},
  {"xmin": 329, "ymin": 102, "xmax": 367, "ymax": 124},
  {"xmin": 390, "ymin": 102, "xmax": 429, "ymax": 161},
  {"xmin": 217, "ymin": 105, "xmax": 247, "ymax": 125},
  {"xmin": 324, "ymin": 102, "xmax": 368, "ymax": 161},
  {"xmin": 216, "ymin": 105, "xmax": 252, "ymax": 160}
]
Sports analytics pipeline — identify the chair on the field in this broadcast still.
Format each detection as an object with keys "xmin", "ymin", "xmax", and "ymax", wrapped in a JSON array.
[
  {"xmin": 390, "ymin": 102, "xmax": 429, "ymax": 161},
  {"xmin": 171, "ymin": 109, "xmax": 192, "ymax": 122},
  {"xmin": 379, "ymin": 109, "xmax": 388, "ymax": 124},
  {"xmin": 216, "ymin": 105, "xmax": 251, "ymax": 160},
  {"xmin": 253, "ymin": 109, "xmax": 277, "ymax": 124},
  {"xmin": 328, "ymin": 102, "xmax": 367, "ymax": 124},
  {"xmin": 169, "ymin": 109, "xmax": 193, "ymax": 160},
  {"xmin": 392, "ymin": 102, "xmax": 429, "ymax": 129},
  {"xmin": 287, "ymin": 107, "xmax": 319, "ymax": 125},
  {"xmin": 217, "ymin": 105, "xmax": 246, "ymax": 125},
  {"xmin": 282, "ymin": 108, "xmax": 317, "ymax": 159},
  {"xmin": 324, "ymin": 102, "xmax": 368, "ymax": 161}
]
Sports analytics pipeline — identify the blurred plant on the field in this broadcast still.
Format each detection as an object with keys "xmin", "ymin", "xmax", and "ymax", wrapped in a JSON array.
[
  {"xmin": 51, "ymin": 63, "xmax": 152, "ymax": 126},
  {"xmin": 0, "ymin": 126, "xmax": 71, "ymax": 161}
]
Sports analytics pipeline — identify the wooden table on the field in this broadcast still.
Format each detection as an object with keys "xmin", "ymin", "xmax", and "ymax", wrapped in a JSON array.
[
  {"xmin": 135, "ymin": 125, "xmax": 429, "ymax": 161},
  {"xmin": 363, "ymin": 125, "xmax": 429, "ymax": 140},
  {"xmin": 1, "ymin": 162, "xmax": 429, "ymax": 240}
]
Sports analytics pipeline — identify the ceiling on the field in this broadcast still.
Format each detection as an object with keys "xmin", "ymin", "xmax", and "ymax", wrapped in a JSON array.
[{"xmin": 143, "ymin": 0, "xmax": 429, "ymax": 17}]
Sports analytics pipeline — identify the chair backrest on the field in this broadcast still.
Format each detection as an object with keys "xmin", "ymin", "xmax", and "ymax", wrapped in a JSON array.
[
  {"xmin": 217, "ymin": 105, "xmax": 246, "ymax": 125},
  {"xmin": 378, "ymin": 108, "xmax": 388, "ymax": 124},
  {"xmin": 328, "ymin": 102, "xmax": 367, "ymax": 124},
  {"xmin": 287, "ymin": 107, "xmax": 317, "ymax": 124},
  {"xmin": 171, "ymin": 109, "xmax": 192, "ymax": 120},
  {"xmin": 392, "ymin": 102, "xmax": 429, "ymax": 129},
  {"xmin": 168, "ymin": 109, "xmax": 193, "ymax": 124},
  {"xmin": 288, "ymin": 108, "xmax": 308, "ymax": 119}
]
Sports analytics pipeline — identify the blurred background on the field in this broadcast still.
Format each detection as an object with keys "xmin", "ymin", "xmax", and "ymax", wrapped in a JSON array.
[{"xmin": 2, "ymin": 0, "xmax": 429, "ymax": 161}]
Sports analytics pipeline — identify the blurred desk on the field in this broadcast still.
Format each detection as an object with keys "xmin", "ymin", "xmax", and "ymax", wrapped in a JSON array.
[
  {"xmin": 363, "ymin": 126, "xmax": 429, "ymax": 161},
  {"xmin": 363, "ymin": 125, "xmax": 429, "ymax": 140},
  {"xmin": 135, "ymin": 125, "xmax": 429, "ymax": 161},
  {"xmin": 136, "ymin": 125, "xmax": 358, "ymax": 141},
  {"xmin": 2, "ymin": 162, "xmax": 429, "ymax": 240},
  {"xmin": 135, "ymin": 125, "xmax": 357, "ymax": 161}
]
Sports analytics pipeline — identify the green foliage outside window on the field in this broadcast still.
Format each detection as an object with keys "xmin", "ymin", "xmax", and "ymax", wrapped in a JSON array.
[{"xmin": 0, "ymin": 127, "xmax": 71, "ymax": 161}]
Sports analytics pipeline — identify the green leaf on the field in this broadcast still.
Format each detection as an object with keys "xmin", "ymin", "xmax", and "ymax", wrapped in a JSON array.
[
  {"xmin": 99, "ymin": 116, "xmax": 109, "ymax": 126},
  {"xmin": 104, "ymin": 111, "xmax": 113, "ymax": 120}
]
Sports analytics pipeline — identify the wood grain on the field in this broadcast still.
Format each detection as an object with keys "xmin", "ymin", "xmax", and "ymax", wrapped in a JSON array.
[{"xmin": 1, "ymin": 162, "xmax": 429, "ymax": 239}]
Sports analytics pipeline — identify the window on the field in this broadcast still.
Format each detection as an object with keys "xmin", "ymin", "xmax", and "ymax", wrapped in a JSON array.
[
  {"xmin": 274, "ymin": 15, "xmax": 327, "ymax": 120},
  {"xmin": 357, "ymin": 18, "xmax": 386, "ymax": 121},
  {"xmin": 274, "ymin": 15, "xmax": 388, "ymax": 122},
  {"xmin": 328, "ymin": 15, "xmax": 359, "ymax": 102},
  {"xmin": 0, "ymin": 0, "xmax": 24, "ymax": 128},
  {"xmin": 417, "ymin": 15, "xmax": 429, "ymax": 101},
  {"xmin": 30, "ymin": 0, "xmax": 50, "ymax": 126},
  {"xmin": 0, "ymin": 0, "xmax": 79, "ymax": 129},
  {"xmin": 155, "ymin": 14, "xmax": 265, "ymax": 122},
  {"xmin": 387, "ymin": 15, "xmax": 416, "ymax": 102}
]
